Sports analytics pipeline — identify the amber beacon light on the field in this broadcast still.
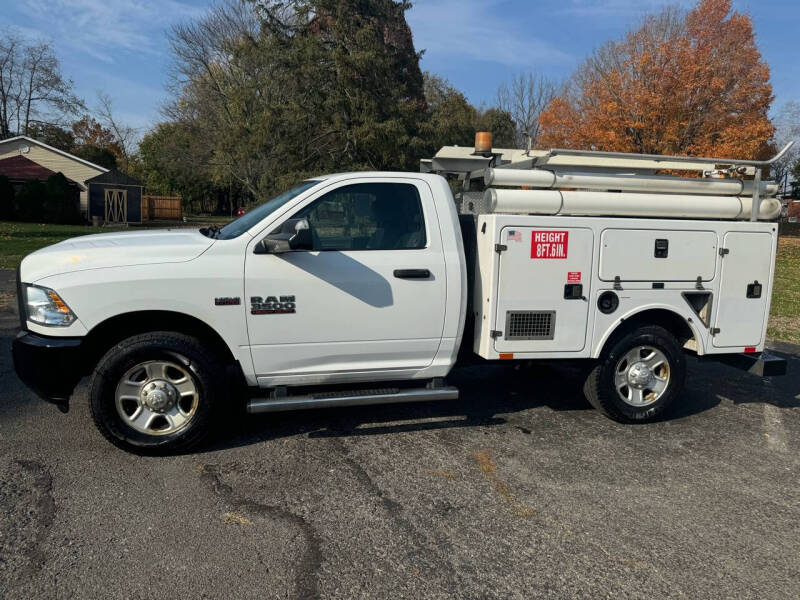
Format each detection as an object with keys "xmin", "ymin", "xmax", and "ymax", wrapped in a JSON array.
[{"xmin": 474, "ymin": 131, "xmax": 493, "ymax": 154}]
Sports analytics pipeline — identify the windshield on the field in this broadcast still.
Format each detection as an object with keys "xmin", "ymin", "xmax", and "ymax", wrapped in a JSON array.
[{"xmin": 212, "ymin": 181, "xmax": 320, "ymax": 240}]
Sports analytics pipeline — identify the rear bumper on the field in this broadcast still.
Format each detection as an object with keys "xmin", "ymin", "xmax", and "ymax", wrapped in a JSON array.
[
  {"xmin": 706, "ymin": 350, "xmax": 787, "ymax": 377},
  {"xmin": 12, "ymin": 331, "xmax": 85, "ymax": 407}
]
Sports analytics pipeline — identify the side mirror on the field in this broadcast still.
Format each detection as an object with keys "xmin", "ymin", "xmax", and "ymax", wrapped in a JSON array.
[{"xmin": 256, "ymin": 218, "xmax": 313, "ymax": 254}]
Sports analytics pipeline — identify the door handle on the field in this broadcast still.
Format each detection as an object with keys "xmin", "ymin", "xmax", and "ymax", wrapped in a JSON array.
[{"xmin": 394, "ymin": 269, "xmax": 431, "ymax": 279}]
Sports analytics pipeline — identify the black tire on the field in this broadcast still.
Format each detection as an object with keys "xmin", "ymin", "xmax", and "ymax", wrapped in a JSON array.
[
  {"xmin": 583, "ymin": 325, "xmax": 686, "ymax": 423},
  {"xmin": 89, "ymin": 331, "xmax": 225, "ymax": 454}
]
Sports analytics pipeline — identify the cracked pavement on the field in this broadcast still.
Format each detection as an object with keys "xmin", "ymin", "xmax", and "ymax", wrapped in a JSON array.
[{"xmin": 1, "ymin": 307, "xmax": 799, "ymax": 598}]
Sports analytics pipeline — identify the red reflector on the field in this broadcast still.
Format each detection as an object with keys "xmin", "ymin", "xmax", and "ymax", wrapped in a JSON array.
[
  {"xmin": 744, "ymin": 346, "xmax": 757, "ymax": 354},
  {"xmin": 499, "ymin": 353, "xmax": 514, "ymax": 360}
]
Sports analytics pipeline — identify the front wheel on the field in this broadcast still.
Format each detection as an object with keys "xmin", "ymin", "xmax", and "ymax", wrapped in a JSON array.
[
  {"xmin": 583, "ymin": 325, "xmax": 686, "ymax": 423},
  {"xmin": 89, "ymin": 332, "xmax": 224, "ymax": 454}
]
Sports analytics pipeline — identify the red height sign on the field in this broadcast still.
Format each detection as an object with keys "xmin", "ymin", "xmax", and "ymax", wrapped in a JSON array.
[{"xmin": 531, "ymin": 231, "xmax": 569, "ymax": 259}]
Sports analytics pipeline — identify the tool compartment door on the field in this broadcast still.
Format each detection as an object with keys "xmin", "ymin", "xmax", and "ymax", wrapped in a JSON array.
[
  {"xmin": 494, "ymin": 227, "xmax": 594, "ymax": 353},
  {"xmin": 599, "ymin": 229, "xmax": 717, "ymax": 282},
  {"xmin": 712, "ymin": 231, "xmax": 773, "ymax": 348}
]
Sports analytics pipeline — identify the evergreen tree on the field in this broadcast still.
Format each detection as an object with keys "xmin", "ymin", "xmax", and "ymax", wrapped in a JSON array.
[
  {"xmin": 256, "ymin": 0, "xmax": 428, "ymax": 179},
  {"xmin": 166, "ymin": 0, "xmax": 427, "ymax": 201},
  {"xmin": 153, "ymin": 0, "xmax": 514, "ymax": 206}
]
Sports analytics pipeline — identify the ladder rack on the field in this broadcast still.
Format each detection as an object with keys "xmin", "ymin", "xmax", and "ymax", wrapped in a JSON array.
[{"xmin": 422, "ymin": 140, "xmax": 794, "ymax": 222}]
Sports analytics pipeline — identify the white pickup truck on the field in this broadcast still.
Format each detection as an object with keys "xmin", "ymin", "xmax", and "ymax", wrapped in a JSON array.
[{"xmin": 12, "ymin": 146, "xmax": 788, "ymax": 453}]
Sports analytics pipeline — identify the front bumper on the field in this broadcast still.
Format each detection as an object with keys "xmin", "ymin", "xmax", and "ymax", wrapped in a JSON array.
[{"xmin": 12, "ymin": 331, "xmax": 85, "ymax": 407}]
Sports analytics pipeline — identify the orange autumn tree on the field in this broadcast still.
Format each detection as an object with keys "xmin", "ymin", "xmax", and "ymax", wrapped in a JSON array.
[{"xmin": 538, "ymin": 0, "xmax": 774, "ymax": 160}]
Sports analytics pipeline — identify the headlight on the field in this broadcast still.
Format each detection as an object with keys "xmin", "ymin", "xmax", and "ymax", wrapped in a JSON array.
[{"xmin": 24, "ymin": 285, "xmax": 77, "ymax": 327}]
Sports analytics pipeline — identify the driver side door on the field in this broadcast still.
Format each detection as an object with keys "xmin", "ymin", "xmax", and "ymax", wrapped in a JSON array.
[{"xmin": 244, "ymin": 177, "xmax": 447, "ymax": 387}]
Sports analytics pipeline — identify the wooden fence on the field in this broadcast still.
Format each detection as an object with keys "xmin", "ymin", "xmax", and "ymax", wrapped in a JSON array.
[{"xmin": 143, "ymin": 195, "xmax": 182, "ymax": 221}]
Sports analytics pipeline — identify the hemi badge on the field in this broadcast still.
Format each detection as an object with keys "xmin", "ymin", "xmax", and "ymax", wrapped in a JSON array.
[{"xmin": 215, "ymin": 297, "xmax": 241, "ymax": 306}]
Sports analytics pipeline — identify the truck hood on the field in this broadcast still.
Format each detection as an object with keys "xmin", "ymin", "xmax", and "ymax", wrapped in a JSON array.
[{"xmin": 20, "ymin": 229, "xmax": 215, "ymax": 282}]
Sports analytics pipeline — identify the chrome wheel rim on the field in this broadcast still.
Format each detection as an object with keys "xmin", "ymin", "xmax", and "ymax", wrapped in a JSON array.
[
  {"xmin": 614, "ymin": 346, "xmax": 670, "ymax": 407},
  {"xmin": 115, "ymin": 360, "xmax": 199, "ymax": 436}
]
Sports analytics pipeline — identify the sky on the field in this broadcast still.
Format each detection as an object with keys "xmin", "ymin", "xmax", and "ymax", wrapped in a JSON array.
[{"xmin": 1, "ymin": 0, "xmax": 798, "ymax": 136}]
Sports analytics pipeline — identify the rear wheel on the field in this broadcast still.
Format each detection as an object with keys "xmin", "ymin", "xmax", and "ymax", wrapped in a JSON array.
[
  {"xmin": 583, "ymin": 325, "xmax": 686, "ymax": 423},
  {"xmin": 89, "ymin": 332, "xmax": 224, "ymax": 454}
]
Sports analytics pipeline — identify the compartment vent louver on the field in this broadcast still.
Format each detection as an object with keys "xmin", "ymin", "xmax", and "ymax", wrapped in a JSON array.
[{"xmin": 505, "ymin": 311, "xmax": 556, "ymax": 340}]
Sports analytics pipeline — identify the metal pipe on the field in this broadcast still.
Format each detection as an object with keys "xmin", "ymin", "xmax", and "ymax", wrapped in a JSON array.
[
  {"xmin": 484, "ymin": 168, "xmax": 778, "ymax": 197},
  {"xmin": 485, "ymin": 188, "xmax": 782, "ymax": 221},
  {"xmin": 542, "ymin": 141, "xmax": 795, "ymax": 168}
]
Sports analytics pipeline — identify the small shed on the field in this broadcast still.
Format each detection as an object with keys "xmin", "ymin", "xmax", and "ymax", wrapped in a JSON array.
[{"xmin": 86, "ymin": 170, "xmax": 144, "ymax": 224}]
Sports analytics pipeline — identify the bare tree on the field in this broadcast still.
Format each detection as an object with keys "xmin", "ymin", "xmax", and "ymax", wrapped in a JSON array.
[
  {"xmin": 771, "ymin": 102, "xmax": 800, "ymax": 195},
  {"xmin": 166, "ymin": 0, "xmax": 280, "ymax": 199},
  {"xmin": 166, "ymin": 0, "xmax": 260, "ymax": 105},
  {"xmin": 0, "ymin": 31, "xmax": 83, "ymax": 139},
  {"xmin": 0, "ymin": 33, "xmax": 22, "ymax": 138},
  {"xmin": 96, "ymin": 92, "xmax": 137, "ymax": 172},
  {"xmin": 496, "ymin": 72, "xmax": 557, "ymax": 149},
  {"xmin": 22, "ymin": 42, "xmax": 83, "ymax": 134}
]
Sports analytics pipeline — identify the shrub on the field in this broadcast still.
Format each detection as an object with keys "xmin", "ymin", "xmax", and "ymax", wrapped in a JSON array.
[
  {"xmin": 44, "ymin": 173, "xmax": 80, "ymax": 224},
  {"xmin": 0, "ymin": 175, "xmax": 14, "ymax": 220},
  {"xmin": 16, "ymin": 180, "xmax": 46, "ymax": 222}
]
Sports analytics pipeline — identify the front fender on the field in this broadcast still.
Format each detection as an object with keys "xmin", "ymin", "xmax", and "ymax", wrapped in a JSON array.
[{"xmin": 33, "ymin": 257, "xmax": 249, "ymax": 365}]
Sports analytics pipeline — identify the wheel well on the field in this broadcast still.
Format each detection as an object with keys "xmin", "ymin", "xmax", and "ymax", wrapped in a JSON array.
[
  {"xmin": 81, "ymin": 311, "xmax": 236, "ymax": 374},
  {"xmin": 602, "ymin": 309, "xmax": 696, "ymax": 355}
]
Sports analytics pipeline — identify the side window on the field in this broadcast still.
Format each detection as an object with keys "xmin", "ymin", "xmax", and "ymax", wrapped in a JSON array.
[{"xmin": 292, "ymin": 182, "xmax": 427, "ymax": 251}]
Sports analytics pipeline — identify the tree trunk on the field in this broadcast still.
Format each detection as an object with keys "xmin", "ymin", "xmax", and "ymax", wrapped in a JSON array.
[{"xmin": 23, "ymin": 69, "xmax": 34, "ymax": 136}]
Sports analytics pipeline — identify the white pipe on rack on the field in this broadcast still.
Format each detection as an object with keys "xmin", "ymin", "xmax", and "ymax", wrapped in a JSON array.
[
  {"xmin": 484, "ymin": 188, "xmax": 782, "ymax": 221},
  {"xmin": 484, "ymin": 168, "xmax": 778, "ymax": 197}
]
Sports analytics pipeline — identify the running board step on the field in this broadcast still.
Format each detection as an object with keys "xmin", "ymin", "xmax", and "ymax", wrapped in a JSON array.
[{"xmin": 246, "ymin": 386, "xmax": 459, "ymax": 414}]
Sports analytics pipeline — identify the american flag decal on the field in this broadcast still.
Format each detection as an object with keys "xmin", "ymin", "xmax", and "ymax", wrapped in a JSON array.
[{"xmin": 507, "ymin": 230, "xmax": 522, "ymax": 242}]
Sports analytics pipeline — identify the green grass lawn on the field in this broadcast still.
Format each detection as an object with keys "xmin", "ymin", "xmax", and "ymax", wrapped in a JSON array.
[{"xmin": 768, "ymin": 237, "xmax": 800, "ymax": 344}]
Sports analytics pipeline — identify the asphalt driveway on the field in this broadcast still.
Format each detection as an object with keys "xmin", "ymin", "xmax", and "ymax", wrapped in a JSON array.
[{"xmin": 1, "ymin": 287, "xmax": 798, "ymax": 599}]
